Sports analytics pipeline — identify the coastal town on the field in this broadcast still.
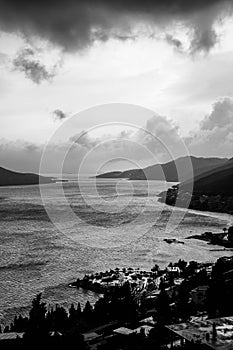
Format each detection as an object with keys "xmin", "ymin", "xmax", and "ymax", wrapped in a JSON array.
[
  {"xmin": 1, "ymin": 0, "xmax": 233, "ymax": 350},
  {"xmin": 2, "ymin": 227, "xmax": 233, "ymax": 349}
]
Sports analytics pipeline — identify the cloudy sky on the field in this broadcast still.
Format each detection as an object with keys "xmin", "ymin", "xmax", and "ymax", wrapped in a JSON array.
[{"xmin": 0, "ymin": 0, "xmax": 233, "ymax": 174}]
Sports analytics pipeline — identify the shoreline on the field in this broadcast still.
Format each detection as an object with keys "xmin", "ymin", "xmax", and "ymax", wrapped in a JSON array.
[{"xmin": 158, "ymin": 188, "xmax": 233, "ymax": 220}]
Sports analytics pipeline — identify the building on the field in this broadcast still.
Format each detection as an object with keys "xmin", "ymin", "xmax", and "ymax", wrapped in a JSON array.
[{"xmin": 166, "ymin": 316, "xmax": 233, "ymax": 349}]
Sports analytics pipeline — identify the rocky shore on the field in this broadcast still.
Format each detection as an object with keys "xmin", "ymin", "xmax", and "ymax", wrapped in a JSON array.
[
  {"xmin": 186, "ymin": 226, "xmax": 233, "ymax": 248},
  {"xmin": 4, "ymin": 256, "xmax": 233, "ymax": 350},
  {"xmin": 69, "ymin": 267, "xmax": 158, "ymax": 294}
]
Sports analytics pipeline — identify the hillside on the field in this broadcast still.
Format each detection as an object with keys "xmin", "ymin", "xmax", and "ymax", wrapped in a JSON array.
[
  {"xmin": 180, "ymin": 158, "xmax": 233, "ymax": 196},
  {"xmin": 94, "ymin": 171, "xmax": 122, "ymax": 179},
  {"xmin": 0, "ymin": 167, "xmax": 54, "ymax": 186},
  {"xmin": 96, "ymin": 156, "xmax": 227, "ymax": 182},
  {"xmin": 160, "ymin": 158, "xmax": 233, "ymax": 214}
]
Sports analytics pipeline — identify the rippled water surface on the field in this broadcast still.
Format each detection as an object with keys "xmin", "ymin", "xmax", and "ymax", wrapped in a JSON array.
[{"xmin": 0, "ymin": 179, "xmax": 232, "ymax": 324}]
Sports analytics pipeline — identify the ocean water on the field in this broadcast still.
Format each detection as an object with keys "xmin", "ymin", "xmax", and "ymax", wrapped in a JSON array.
[{"xmin": 0, "ymin": 179, "xmax": 232, "ymax": 325}]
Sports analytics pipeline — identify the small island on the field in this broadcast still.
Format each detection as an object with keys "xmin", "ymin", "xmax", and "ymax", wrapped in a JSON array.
[{"xmin": 163, "ymin": 238, "xmax": 184, "ymax": 245}]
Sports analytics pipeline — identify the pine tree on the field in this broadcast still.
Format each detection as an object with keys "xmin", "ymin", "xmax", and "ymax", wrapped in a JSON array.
[
  {"xmin": 77, "ymin": 302, "xmax": 82, "ymax": 318},
  {"xmin": 25, "ymin": 293, "xmax": 48, "ymax": 338},
  {"xmin": 156, "ymin": 288, "xmax": 172, "ymax": 325},
  {"xmin": 83, "ymin": 301, "xmax": 93, "ymax": 322}
]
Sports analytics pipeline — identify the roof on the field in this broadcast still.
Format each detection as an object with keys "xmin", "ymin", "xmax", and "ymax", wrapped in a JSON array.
[
  {"xmin": 113, "ymin": 327, "xmax": 134, "ymax": 336},
  {"xmin": 167, "ymin": 267, "xmax": 180, "ymax": 272},
  {"xmin": 0, "ymin": 333, "xmax": 24, "ymax": 340},
  {"xmin": 166, "ymin": 316, "xmax": 233, "ymax": 350},
  {"xmin": 83, "ymin": 332, "xmax": 100, "ymax": 342},
  {"xmin": 83, "ymin": 321, "xmax": 119, "ymax": 335}
]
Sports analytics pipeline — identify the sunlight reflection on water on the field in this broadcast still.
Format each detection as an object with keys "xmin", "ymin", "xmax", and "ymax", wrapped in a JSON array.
[{"xmin": 0, "ymin": 180, "xmax": 232, "ymax": 324}]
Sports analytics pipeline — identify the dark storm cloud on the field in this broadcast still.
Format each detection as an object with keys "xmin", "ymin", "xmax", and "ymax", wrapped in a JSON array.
[
  {"xmin": 13, "ymin": 48, "xmax": 56, "ymax": 84},
  {"xmin": 0, "ymin": 0, "xmax": 232, "ymax": 52},
  {"xmin": 53, "ymin": 109, "xmax": 67, "ymax": 121}
]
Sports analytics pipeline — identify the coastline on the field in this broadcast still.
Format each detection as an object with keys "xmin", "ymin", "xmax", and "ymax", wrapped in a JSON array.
[
  {"xmin": 1, "ymin": 180, "xmax": 233, "ymax": 329},
  {"xmin": 4, "ymin": 254, "xmax": 233, "ymax": 349},
  {"xmin": 158, "ymin": 187, "xmax": 233, "ymax": 217}
]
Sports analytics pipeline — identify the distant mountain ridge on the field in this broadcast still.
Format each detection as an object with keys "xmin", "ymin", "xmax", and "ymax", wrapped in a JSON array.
[
  {"xmin": 0, "ymin": 167, "xmax": 53, "ymax": 186},
  {"xmin": 96, "ymin": 156, "xmax": 228, "ymax": 182}
]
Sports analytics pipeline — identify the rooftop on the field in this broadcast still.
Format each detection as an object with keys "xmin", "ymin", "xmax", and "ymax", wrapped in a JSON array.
[
  {"xmin": 113, "ymin": 327, "xmax": 135, "ymax": 336},
  {"xmin": 83, "ymin": 332, "xmax": 100, "ymax": 342},
  {"xmin": 166, "ymin": 316, "xmax": 233, "ymax": 350}
]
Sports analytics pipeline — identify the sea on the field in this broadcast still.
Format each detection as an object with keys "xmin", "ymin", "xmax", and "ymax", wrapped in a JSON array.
[{"xmin": 0, "ymin": 178, "xmax": 232, "ymax": 325}]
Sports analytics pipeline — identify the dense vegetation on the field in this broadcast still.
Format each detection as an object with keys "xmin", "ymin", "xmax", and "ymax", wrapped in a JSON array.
[
  {"xmin": 160, "ymin": 185, "xmax": 233, "ymax": 215},
  {"xmin": 158, "ymin": 158, "xmax": 233, "ymax": 214}
]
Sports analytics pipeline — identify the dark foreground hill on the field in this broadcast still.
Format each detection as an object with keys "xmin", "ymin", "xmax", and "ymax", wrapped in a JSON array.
[
  {"xmin": 0, "ymin": 167, "xmax": 53, "ymax": 186},
  {"xmin": 180, "ymin": 157, "xmax": 233, "ymax": 196},
  {"xmin": 96, "ymin": 156, "xmax": 227, "ymax": 182},
  {"xmin": 159, "ymin": 158, "xmax": 233, "ymax": 214}
]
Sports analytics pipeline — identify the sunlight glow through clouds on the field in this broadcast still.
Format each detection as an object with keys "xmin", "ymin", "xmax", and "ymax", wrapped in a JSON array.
[{"xmin": 1, "ymin": 11, "xmax": 233, "ymax": 171}]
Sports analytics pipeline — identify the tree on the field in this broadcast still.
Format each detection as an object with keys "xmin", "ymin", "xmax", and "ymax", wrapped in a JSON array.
[
  {"xmin": 176, "ymin": 280, "xmax": 191, "ymax": 321},
  {"xmin": 156, "ymin": 288, "xmax": 172, "ymax": 325},
  {"xmin": 151, "ymin": 264, "xmax": 159, "ymax": 273},
  {"xmin": 25, "ymin": 293, "xmax": 48, "ymax": 338},
  {"xmin": 177, "ymin": 259, "xmax": 187, "ymax": 272},
  {"xmin": 184, "ymin": 261, "xmax": 198, "ymax": 277},
  {"xmin": 77, "ymin": 302, "xmax": 82, "ymax": 318},
  {"xmin": 69, "ymin": 303, "xmax": 77, "ymax": 326},
  {"xmin": 52, "ymin": 305, "xmax": 68, "ymax": 332},
  {"xmin": 4, "ymin": 325, "xmax": 9, "ymax": 333},
  {"xmin": 83, "ymin": 301, "xmax": 93, "ymax": 322}
]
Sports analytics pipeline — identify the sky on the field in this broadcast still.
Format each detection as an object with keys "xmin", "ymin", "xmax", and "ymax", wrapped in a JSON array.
[{"xmin": 0, "ymin": 0, "xmax": 233, "ymax": 174}]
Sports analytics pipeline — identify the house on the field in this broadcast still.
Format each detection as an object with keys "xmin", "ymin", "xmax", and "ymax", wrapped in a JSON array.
[
  {"xmin": 166, "ymin": 266, "xmax": 181, "ymax": 275},
  {"xmin": 113, "ymin": 327, "xmax": 134, "ymax": 336},
  {"xmin": 166, "ymin": 316, "xmax": 233, "ymax": 349}
]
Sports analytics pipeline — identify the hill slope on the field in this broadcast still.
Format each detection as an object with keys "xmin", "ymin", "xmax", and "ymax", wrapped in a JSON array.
[
  {"xmin": 180, "ymin": 158, "xmax": 233, "ymax": 196},
  {"xmin": 96, "ymin": 156, "xmax": 227, "ymax": 182},
  {"xmin": 160, "ymin": 158, "xmax": 233, "ymax": 214},
  {"xmin": 0, "ymin": 167, "xmax": 53, "ymax": 186}
]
